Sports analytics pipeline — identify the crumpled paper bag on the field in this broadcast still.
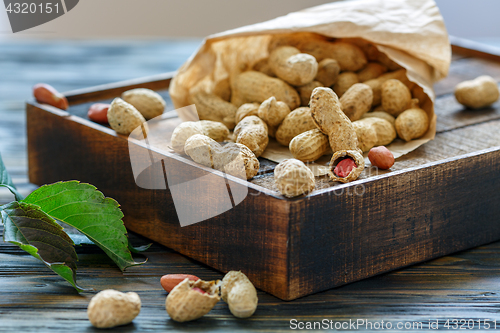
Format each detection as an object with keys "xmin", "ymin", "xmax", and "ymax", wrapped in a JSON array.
[{"xmin": 169, "ymin": 0, "xmax": 451, "ymax": 170}]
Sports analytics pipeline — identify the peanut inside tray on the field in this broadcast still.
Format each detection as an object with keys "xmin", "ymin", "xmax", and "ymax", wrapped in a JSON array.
[{"xmin": 63, "ymin": 52, "xmax": 500, "ymax": 195}]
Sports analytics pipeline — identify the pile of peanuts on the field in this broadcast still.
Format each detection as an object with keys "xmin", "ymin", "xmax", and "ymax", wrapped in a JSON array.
[
  {"xmin": 33, "ymin": 34, "xmax": 499, "ymax": 199},
  {"xmin": 86, "ymin": 271, "xmax": 257, "ymax": 328},
  {"xmin": 172, "ymin": 35, "xmax": 433, "ymax": 198}
]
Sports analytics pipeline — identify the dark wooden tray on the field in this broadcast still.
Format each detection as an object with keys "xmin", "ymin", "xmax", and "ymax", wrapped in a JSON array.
[{"xmin": 26, "ymin": 37, "xmax": 500, "ymax": 300}]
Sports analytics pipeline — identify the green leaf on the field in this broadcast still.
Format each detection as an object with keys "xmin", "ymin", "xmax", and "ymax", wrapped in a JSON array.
[
  {"xmin": 59, "ymin": 221, "xmax": 151, "ymax": 253},
  {"xmin": 1, "ymin": 201, "xmax": 85, "ymax": 291},
  {"xmin": 23, "ymin": 181, "xmax": 146, "ymax": 271},
  {"xmin": 128, "ymin": 241, "xmax": 152, "ymax": 253},
  {"xmin": 0, "ymin": 152, "xmax": 23, "ymax": 201},
  {"xmin": 58, "ymin": 221, "xmax": 94, "ymax": 245}
]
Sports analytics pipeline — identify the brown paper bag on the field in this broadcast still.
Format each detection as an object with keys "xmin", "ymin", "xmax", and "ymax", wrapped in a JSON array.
[{"xmin": 169, "ymin": 0, "xmax": 451, "ymax": 166}]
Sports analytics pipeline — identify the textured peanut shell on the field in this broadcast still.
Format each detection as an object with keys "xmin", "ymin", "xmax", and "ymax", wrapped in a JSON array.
[
  {"xmin": 200, "ymin": 120, "xmax": 230, "ymax": 142},
  {"xmin": 184, "ymin": 134, "xmax": 219, "ymax": 168},
  {"xmin": 87, "ymin": 289, "xmax": 141, "ymax": 329},
  {"xmin": 395, "ymin": 108, "xmax": 429, "ymax": 141},
  {"xmin": 107, "ymin": 98, "xmax": 146, "ymax": 135},
  {"xmin": 268, "ymin": 125, "xmax": 277, "ymax": 138},
  {"xmin": 231, "ymin": 71, "xmax": 300, "ymax": 110},
  {"xmin": 213, "ymin": 143, "xmax": 259, "ymax": 180},
  {"xmin": 188, "ymin": 75, "xmax": 231, "ymax": 102},
  {"xmin": 213, "ymin": 78, "xmax": 232, "ymax": 102},
  {"xmin": 381, "ymin": 79, "xmax": 412, "ymax": 116},
  {"xmin": 122, "ymin": 88, "xmax": 166, "ymax": 120},
  {"xmin": 171, "ymin": 121, "xmax": 229, "ymax": 154},
  {"xmin": 339, "ymin": 83, "xmax": 373, "ymax": 121},
  {"xmin": 302, "ymin": 41, "xmax": 367, "ymax": 72},
  {"xmin": 189, "ymin": 91, "xmax": 237, "ymax": 129},
  {"xmin": 289, "ymin": 128, "xmax": 330, "ymax": 162},
  {"xmin": 363, "ymin": 69, "xmax": 410, "ymax": 106},
  {"xmin": 185, "ymin": 135, "xmax": 259, "ymax": 180},
  {"xmin": 274, "ymin": 159, "xmax": 315, "ymax": 198},
  {"xmin": 268, "ymin": 46, "xmax": 318, "ymax": 86},
  {"xmin": 268, "ymin": 32, "xmax": 328, "ymax": 56},
  {"xmin": 361, "ymin": 111, "xmax": 395, "ymax": 126},
  {"xmin": 253, "ymin": 58, "xmax": 275, "ymax": 77},
  {"xmin": 235, "ymin": 103, "xmax": 260, "ymax": 124},
  {"xmin": 276, "ymin": 107, "xmax": 316, "ymax": 146},
  {"xmin": 221, "ymin": 271, "xmax": 258, "ymax": 319},
  {"xmin": 315, "ymin": 58, "xmax": 340, "ymax": 87},
  {"xmin": 310, "ymin": 87, "xmax": 360, "ymax": 153},
  {"xmin": 328, "ymin": 150, "xmax": 365, "ymax": 183},
  {"xmin": 171, "ymin": 122, "xmax": 203, "ymax": 154},
  {"xmin": 352, "ymin": 121, "xmax": 378, "ymax": 152},
  {"xmin": 233, "ymin": 115, "xmax": 269, "ymax": 157},
  {"xmin": 258, "ymin": 96, "xmax": 291, "ymax": 127},
  {"xmin": 333, "ymin": 72, "xmax": 359, "ymax": 98},
  {"xmin": 268, "ymin": 34, "xmax": 367, "ymax": 71},
  {"xmin": 353, "ymin": 118, "xmax": 396, "ymax": 152},
  {"xmin": 368, "ymin": 118, "xmax": 397, "ymax": 146},
  {"xmin": 454, "ymin": 75, "xmax": 500, "ymax": 109},
  {"xmin": 338, "ymin": 37, "xmax": 380, "ymax": 61},
  {"xmin": 166, "ymin": 278, "xmax": 220, "ymax": 322},
  {"xmin": 297, "ymin": 81, "xmax": 323, "ymax": 106},
  {"xmin": 357, "ymin": 62, "xmax": 388, "ymax": 82},
  {"xmin": 377, "ymin": 52, "xmax": 403, "ymax": 71}
]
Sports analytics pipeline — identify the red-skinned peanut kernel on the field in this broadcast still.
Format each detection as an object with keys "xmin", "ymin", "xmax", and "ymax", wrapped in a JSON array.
[
  {"xmin": 160, "ymin": 274, "xmax": 200, "ymax": 293},
  {"xmin": 33, "ymin": 83, "xmax": 68, "ymax": 110},
  {"xmin": 368, "ymin": 146, "xmax": 394, "ymax": 169},
  {"xmin": 192, "ymin": 287, "xmax": 206, "ymax": 294},
  {"xmin": 334, "ymin": 157, "xmax": 357, "ymax": 178},
  {"xmin": 88, "ymin": 103, "xmax": 111, "ymax": 124}
]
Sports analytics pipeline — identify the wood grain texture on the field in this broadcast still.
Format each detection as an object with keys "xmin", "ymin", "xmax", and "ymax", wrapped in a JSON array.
[{"xmin": 2, "ymin": 223, "xmax": 500, "ymax": 332}]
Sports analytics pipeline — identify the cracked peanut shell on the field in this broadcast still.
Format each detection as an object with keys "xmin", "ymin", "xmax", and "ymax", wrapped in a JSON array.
[
  {"xmin": 328, "ymin": 150, "xmax": 365, "ymax": 183},
  {"xmin": 166, "ymin": 278, "xmax": 220, "ymax": 322}
]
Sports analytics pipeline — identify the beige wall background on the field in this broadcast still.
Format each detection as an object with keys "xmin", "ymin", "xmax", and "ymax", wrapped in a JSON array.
[
  {"xmin": 0, "ymin": 0, "xmax": 499, "ymax": 40},
  {"xmin": 0, "ymin": 0, "xmax": 335, "ymax": 38}
]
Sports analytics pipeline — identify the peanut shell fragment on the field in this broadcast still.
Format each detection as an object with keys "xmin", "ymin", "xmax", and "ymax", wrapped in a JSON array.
[{"xmin": 166, "ymin": 278, "xmax": 220, "ymax": 322}]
